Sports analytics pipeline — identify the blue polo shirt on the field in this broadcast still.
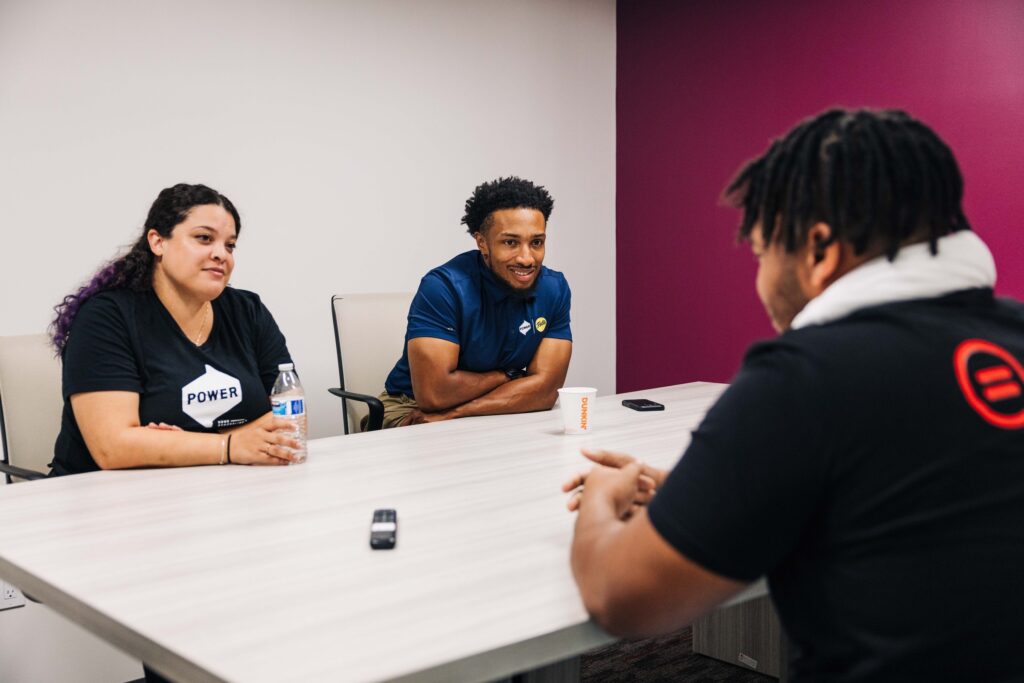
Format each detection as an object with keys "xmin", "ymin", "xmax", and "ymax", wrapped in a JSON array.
[{"xmin": 384, "ymin": 250, "xmax": 572, "ymax": 398}]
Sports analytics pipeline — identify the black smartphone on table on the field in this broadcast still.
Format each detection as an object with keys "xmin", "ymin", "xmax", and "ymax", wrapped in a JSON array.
[{"xmin": 622, "ymin": 398, "xmax": 665, "ymax": 412}]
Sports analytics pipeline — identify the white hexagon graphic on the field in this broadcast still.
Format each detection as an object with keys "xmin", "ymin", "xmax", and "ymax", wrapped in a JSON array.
[
  {"xmin": 181, "ymin": 364, "xmax": 242, "ymax": 428},
  {"xmin": 519, "ymin": 320, "xmax": 532, "ymax": 335}
]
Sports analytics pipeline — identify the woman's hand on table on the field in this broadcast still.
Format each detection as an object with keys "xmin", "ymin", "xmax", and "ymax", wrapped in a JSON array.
[{"xmin": 224, "ymin": 413, "xmax": 302, "ymax": 465}]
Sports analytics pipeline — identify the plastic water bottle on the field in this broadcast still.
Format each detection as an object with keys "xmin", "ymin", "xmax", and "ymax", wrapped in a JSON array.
[{"xmin": 270, "ymin": 362, "xmax": 307, "ymax": 463}]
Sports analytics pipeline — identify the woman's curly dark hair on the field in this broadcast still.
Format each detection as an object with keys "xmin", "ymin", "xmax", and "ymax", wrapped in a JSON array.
[
  {"xmin": 50, "ymin": 183, "xmax": 241, "ymax": 354},
  {"xmin": 461, "ymin": 176, "xmax": 554, "ymax": 235}
]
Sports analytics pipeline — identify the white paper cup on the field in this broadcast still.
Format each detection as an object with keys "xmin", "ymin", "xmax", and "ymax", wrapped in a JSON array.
[{"xmin": 558, "ymin": 387, "xmax": 598, "ymax": 434}]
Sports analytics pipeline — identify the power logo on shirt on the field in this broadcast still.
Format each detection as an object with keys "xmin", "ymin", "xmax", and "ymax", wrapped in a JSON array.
[
  {"xmin": 182, "ymin": 364, "xmax": 243, "ymax": 428},
  {"xmin": 953, "ymin": 339, "xmax": 1024, "ymax": 429},
  {"xmin": 519, "ymin": 320, "xmax": 532, "ymax": 335}
]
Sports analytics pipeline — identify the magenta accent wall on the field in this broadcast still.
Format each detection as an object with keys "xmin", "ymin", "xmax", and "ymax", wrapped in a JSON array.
[{"xmin": 617, "ymin": 0, "xmax": 1024, "ymax": 392}]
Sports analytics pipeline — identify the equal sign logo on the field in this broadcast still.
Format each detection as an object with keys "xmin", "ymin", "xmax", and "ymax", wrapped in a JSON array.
[
  {"xmin": 974, "ymin": 365, "xmax": 1021, "ymax": 403},
  {"xmin": 953, "ymin": 339, "xmax": 1024, "ymax": 430}
]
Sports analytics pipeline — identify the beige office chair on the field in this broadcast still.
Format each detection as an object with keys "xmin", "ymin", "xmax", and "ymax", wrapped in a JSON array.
[
  {"xmin": 328, "ymin": 293, "xmax": 414, "ymax": 433},
  {"xmin": 0, "ymin": 334, "xmax": 62, "ymax": 482}
]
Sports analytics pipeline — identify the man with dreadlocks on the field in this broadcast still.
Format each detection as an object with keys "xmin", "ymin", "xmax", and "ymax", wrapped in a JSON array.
[
  {"xmin": 378, "ymin": 176, "xmax": 572, "ymax": 428},
  {"xmin": 562, "ymin": 109, "xmax": 1024, "ymax": 681}
]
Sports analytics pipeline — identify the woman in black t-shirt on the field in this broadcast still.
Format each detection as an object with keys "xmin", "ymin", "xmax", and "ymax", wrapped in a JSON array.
[{"xmin": 49, "ymin": 183, "xmax": 300, "ymax": 475}]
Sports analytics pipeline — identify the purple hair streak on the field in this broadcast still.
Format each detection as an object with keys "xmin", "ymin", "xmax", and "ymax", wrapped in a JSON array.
[{"xmin": 49, "ymin": 183, "xmax": 241, "ymax": 354}]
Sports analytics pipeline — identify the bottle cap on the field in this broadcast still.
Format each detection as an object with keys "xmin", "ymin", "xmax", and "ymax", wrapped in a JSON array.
[{"xmin": 278, "ymin": 362, "xmax": 295, "ymax": 371}]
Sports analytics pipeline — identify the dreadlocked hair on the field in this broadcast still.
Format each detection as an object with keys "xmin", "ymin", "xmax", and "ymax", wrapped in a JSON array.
[
  {"xmin": 723, "ymin": 108, "xmax": 971, "ymax": 260},
  {"xmin": 461, "ymin": 176, "xmax": 554, "ymax": 235},
  {"xmin": 50, "ymin": 183, "xmax": 241, "ymax": 354}
]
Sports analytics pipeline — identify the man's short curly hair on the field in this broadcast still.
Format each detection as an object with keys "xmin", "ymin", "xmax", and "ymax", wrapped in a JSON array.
[{"xmin": 461, "ymin": 176, "xmax": 554, "ymax": 235}]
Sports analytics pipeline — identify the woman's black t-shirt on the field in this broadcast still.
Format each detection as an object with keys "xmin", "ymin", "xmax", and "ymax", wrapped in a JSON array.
[{"xmin": 50, "ymin": 287, "xmax": 291, "ymax": 475}]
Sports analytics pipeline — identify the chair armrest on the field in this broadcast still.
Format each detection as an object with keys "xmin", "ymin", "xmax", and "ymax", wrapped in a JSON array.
[
  {"xmin": 327, "ymin": 388, "xmax": 385, "ymax": 432},
  {"xmin": 0, "ymin": 461, "xmax": 48, "ymax": 482}
]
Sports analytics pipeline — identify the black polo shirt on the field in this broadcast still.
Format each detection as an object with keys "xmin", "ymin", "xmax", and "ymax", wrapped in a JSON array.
[{"xmin": 648, "ymin": 288, "xmax": 1024, "ymax": 682}]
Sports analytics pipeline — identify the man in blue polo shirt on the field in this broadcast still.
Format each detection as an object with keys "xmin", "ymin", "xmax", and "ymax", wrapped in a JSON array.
[{"xmin": 380, "ymin": 176, "xmax": 572, "ymax": 428}]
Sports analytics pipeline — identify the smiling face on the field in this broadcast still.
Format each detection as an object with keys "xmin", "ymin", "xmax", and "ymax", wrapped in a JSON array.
[
  {"xmin": 474, "ymin": 208, "xmax": 547, "ymax": 295},
  {"xmin": 148, "ymin": 204, "xmax": 238, "ymax": 303}
]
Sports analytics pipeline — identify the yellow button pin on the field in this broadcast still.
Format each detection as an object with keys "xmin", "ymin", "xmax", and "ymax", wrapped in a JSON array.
[{"xmin": 535, "ymin": 317, "xmax": 548, "ymax": 332}]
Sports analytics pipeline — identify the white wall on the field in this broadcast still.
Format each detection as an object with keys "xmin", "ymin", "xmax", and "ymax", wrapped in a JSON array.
[
  {"xmin": 0, "ymin": 0, "xmax": 615, "ymax": 679},
  {"xmin": 0, "ymin": 0, "xmax": 616, "ymax": 439}
]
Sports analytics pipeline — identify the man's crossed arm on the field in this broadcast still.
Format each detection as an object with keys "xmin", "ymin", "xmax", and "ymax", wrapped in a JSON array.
[{"xmin": 405, "ymin": 336, "xmax": 571, "ymax": 423}]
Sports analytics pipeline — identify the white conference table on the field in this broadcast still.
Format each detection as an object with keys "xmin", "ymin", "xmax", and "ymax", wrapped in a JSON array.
[{"xmin": 0, "ymin": 382, "xmax": 765, "ymax": 682}]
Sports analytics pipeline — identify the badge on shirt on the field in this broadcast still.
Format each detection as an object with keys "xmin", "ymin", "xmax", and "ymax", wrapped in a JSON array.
[
  {"xmin": 535, "ymin": 317, "xmax": 547, "ymax": 333},
  {"xmin": 953, "ymin": 339, "xmax": 1024, "ymax": 429},
  {"xmin": 182, "ymin": 364, "xmax": 243, "ymax": 428},
  {"xmin": 519, "ymin": 320, "xmax": 532, "ymax": 335}
]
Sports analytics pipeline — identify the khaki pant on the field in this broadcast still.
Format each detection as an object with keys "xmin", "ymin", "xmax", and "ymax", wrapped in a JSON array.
[{"xmin": 361, "ymin": 391, "xmax": 418, "ymax": 430}]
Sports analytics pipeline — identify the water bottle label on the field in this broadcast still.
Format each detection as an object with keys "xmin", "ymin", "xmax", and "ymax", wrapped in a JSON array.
[{"xmin": 272, "ymin": 397, "xmax": 305, "ymax": 417}]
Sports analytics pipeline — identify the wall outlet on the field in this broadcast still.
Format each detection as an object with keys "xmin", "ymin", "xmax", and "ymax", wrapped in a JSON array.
[{"xmin": 0, "ymin": 580, "xmax": 26, "ymax": 610}]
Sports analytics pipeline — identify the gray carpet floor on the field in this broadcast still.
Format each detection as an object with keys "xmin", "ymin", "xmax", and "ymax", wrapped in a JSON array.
[{"xmin": 581, "ymin": 627, "xmax": 776, "ymax": 682}]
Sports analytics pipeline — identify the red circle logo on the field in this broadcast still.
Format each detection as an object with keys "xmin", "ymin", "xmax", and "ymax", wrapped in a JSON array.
[{"xmin": 953, "ymin": 339, "xmax": 1024, "ymax": 429}]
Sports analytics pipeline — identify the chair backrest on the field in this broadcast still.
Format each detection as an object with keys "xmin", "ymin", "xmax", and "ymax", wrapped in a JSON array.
[
  {"xmin": 0, "ymin": 334, "xmax": 63, "ymax": 481},
  {"xmin": 332, "ymin": 293, "xmax": 414, "ymax": 433}
]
